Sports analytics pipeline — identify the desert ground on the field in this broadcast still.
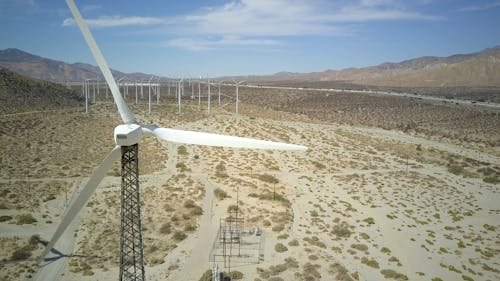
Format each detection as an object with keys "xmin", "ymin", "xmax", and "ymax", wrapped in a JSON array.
[{"xmin": 0, "ymin": 85, "xmax": 499, "ymax": 281}]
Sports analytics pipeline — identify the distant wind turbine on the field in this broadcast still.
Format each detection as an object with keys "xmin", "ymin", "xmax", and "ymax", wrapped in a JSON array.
[
  {"xmin": 218, "ymin": 80, "xmax": 224, "ymax": 106},
  {"xmin": 178, "ymin": 78, "xmax": 183, "ymax": 114},
  {"xmin": 234, "ymin": 80, "xmax": 245, "ymax": 115},
  {"xmin": 198, "ymin": 77, "xmax": 201, "ymax": 107},
  {"xmin": 148, "ymin": 75, "xmax": 153, "ymax": 114},
  {"xmin": 207, "ymin": 78, "xmax": 211, "ymax": 116}
]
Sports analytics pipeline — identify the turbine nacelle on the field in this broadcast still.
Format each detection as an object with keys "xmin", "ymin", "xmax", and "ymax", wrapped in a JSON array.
[{"xmin": 114, "ymin": 124, "xmax": 142, "ymax": 146}]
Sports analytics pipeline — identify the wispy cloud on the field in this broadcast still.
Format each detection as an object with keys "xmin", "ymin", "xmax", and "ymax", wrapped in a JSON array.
[
  {"xmin": 165, "ymin": 36, "xmax": 280, "ymax": 51},
  {"xmin": 0, "ymin": 0, "xmax": 38, "ymax": 15},
  {"xmin": 62, "ymin": 0, "xmax": 442, "ymax": 50},
  {"xmin": 180, "ymin": 0, "xmax": 441, "ymax": 37},
  {"xmin": 62, "ymin": 16, "xmax": 167, "ymax": 27},
  {"xmin": 82, "ymin": 4, "xmax": 102, "ymax": 13},
  {"xmin": 458, "ymin": 1, "xmax": 500, "ymax": 12},
  {"xmin": 168, "ymin": 0, "xmax": 442, "ymax": 50}
]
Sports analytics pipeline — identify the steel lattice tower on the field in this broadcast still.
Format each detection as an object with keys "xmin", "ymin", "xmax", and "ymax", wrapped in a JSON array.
[{"xmin": 120, "ymin": 144, "xmax": 145, "ymax": 281}]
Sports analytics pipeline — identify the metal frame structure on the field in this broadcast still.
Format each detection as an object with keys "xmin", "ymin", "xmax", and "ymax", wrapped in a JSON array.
[
  {"xmin": 119, "ymin": 144, "xmax": 145, "ymax": 281},
  {"xmin": 217, "ymin": 214, "xmax": 244, "ymax": 271}
]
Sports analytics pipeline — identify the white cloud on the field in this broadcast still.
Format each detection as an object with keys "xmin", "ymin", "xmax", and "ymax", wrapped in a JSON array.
[
  {"xmin": 458, "ymin": 1, "xmax": 500, "ymax": 12},
  {"xmin": 165, "ymin": 36, "xmax": 280, "ymax": 51},
  {"xmin": 180, "ymin": 0, "xmax": 442, "ymax": 36},
  {"xmin": 62, "ymin": 0, "xmax": 442, "ymax": 50},
  {"xmin": 62, "ymin": 16, "xmax": 166, "ymax": 27}
]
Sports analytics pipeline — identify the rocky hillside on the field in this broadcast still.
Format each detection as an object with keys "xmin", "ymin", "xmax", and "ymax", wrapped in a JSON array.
[
  {"xmin": 0, "ymin": 67, "xmax": 83, "ymax": 114},
  {"xmin": 251, "ymin": 46, "xmax": 500, "ymax": 88},
  {"xmin": 324, "ymin": 46, "xmax": 500, "ymax": 87},
  {"xmin": 0, "ymin": 48, "xmax": 153, "ymax": 82}
]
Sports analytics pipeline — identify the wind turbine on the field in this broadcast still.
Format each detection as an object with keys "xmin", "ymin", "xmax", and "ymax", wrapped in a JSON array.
[
  {"xmin": 177, "ymin": 78, "xmax": 183, "ymax": 114},
  {"xmin": 148, "ymin": 75, "xmax": 153, "ymax": 114},
  {"xmin": 92, "ymin": 78, "xmax": 96, "ymax": 103},
  {"xmin": 117, "ymin": 76, "xmax": 126, "ymax": 99},
  {"xmin": 207, "ymin": 78, "xmax": 211, "ymax": 116},
  {"xmin": 218, "ymin": 80, "xmax": 224, "ymax": 106},
  {"xmin": 156, "ymin": 76, "xmax": 160, "ymax": 105},
  {"xmin": 234, "ymin": 80, "xmax": 245, "ymax": 115},
  {"xmin": 40, "ymin": 1, "xmax": 306, "ymax": 281},
  {"xmin": 191, "ymin": 77, "xmax": 194, "ymax": 99},
  {"xmin": 167, "ymin": 79, "xmax": 171, "ymax": 97},
  {"xmin": 84, "ymin": 79, "xmax": 89, "ymax": 113},
  {"xmin": 135, "ymin": 82, "xmax": 138, "ymax": 104},
  {"xmin": 198, "ymin": 76, "xmax": 201, "ymax": 107},
  {"xmin": 140, "ymin": 80, "xmax": 144, "ymax": 100}
]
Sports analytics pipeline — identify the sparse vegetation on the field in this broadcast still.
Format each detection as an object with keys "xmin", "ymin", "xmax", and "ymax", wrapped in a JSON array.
[
  {"xmin": 332, "ymin": 224, "xmax": 352, "ymax": 238},
  {"xmin": 11, "ymin": 247, "xmax": 33, "ymax": 261},
  {"xmin": 0, "ymin": 215, "xmax": 12, "ymax": 222},
  {"xmin": 275, "ymin": 243, "xmax": 288, "ymax": 253},
  {"xmin": 447, "ymin": 164, "xmax": 464, "ymax": 175},
  {"xmin": 363, "ymin": 217, "xmax": 375, "ymax": 225},
  {"xmin": 159, "ymin": 223, "xmax": 171, "ymax": 234},
  {"xmin": 361, "ymin": 257, "xmax": 379, "ymax": 268},
  {"xmin": 1, "ymin": 78, "xmax": 499, "ymax": 280},
  {"xmin": 16, "ymin": 214, "xmax": 37, "ymax": 225},
  {"xmin": 483, "ymin": 176, "xmax": 499, "ymax": 184},
  {"xmin": 351, "ymin": 243, "xmax": 368, "ymax": 252},
  {"xmin": 176, "ymin": 162, "xmax": 190, "ymax": 172},
  {"xmin": 214, "ymin": 188, "xmax": 228, "ymax": 200},
  {"xmin": 380, "ymin": 269, "xmax": 408, "ymax": 280},
  {"xmin": 215, "ymin": 162, "xmax": 228, "ymax": 178},
  {"xmin": 177, "ymin": 145, "xmax": 188, "ymax": 156},
  {"xmin": 381, "ymin": 247, "xmax": 391, "ymax": 254},
  {"xmin": 257, "ymin": 173, "xmax": 279, "ymax": 184},
  {"xmin": 173, "ymin": 231, "xmax": 187, "ymax": 241}
]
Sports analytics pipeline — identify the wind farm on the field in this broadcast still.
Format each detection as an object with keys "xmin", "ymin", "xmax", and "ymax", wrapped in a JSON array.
[{"xmin": 1, "ymin": 1, "xmax": 500, "ymax": 281}]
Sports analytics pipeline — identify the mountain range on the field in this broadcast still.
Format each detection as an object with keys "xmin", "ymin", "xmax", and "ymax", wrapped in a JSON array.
[
  {"xmin": 265, "ymin": 46, "xmax": 500, "ymax": 88},
  {"xmin": 0, "ymin": 48, "xmax": 154, "ymax": 83},
  {"xmin": 1, "ymin": 46, "xmax": 500, "ymax": 88}
]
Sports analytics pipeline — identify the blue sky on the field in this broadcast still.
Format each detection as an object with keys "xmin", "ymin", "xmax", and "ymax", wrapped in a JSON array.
[{"xmin": 1, "ymin": 0, "xmax": 500, "ymax": 77}]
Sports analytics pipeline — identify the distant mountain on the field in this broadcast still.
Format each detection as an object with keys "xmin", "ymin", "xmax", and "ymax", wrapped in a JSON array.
[
  {"xmin": 0, "ymin": 67, "xmax": 82, "ymax": 114},
  {"xmin": 0, "ymin": 48, "xmax": 155, "ymax": 82},
  {"xmin": 265, "ymin": 46, "xmax": 500, "ymax": 87}
]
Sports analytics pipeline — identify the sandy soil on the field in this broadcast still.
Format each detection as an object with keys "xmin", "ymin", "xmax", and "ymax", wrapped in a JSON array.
[{"xmin": 0, "ymin": 97, "xmax": 499, "ymax": 281}]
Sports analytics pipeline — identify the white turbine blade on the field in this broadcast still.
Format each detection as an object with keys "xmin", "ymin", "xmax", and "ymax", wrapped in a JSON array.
[
  {"xmin": 66, "ymin": 0, "xmax": 136, "ymax": 124},
  {"xmin": 38, "ymin": 146, "xmax": 121, "ymax": 262},
  {"xmin": 143, "ymin": 126, "xmax": 307, "ymax": 151}
]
